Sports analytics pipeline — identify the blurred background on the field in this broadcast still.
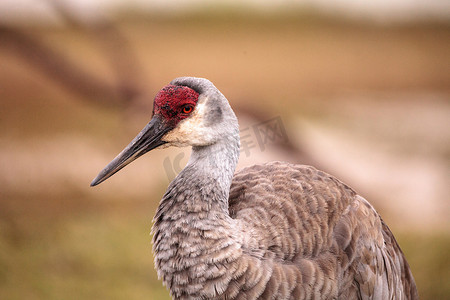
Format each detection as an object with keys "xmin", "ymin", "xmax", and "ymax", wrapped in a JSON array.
[{"xmin": 0, "ymin": 0, "xmax": 449, "ymax": 299}]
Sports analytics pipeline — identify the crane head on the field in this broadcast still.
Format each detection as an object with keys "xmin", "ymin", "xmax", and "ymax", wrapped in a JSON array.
[{"xmin": 90, "ymin": 77, "xmax": 237, "ymax": 186}]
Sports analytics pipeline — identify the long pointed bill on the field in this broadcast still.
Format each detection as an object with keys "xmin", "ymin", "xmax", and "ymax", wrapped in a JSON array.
[{"xmin": 90, "ymin": 115, "xmax": 170, "ymax": 186}]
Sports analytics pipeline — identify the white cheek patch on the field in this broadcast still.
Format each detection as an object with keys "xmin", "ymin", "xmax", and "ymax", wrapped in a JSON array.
[{"xmin": 162, "ymin": 98, "xmax": 213, "ymax": 147}]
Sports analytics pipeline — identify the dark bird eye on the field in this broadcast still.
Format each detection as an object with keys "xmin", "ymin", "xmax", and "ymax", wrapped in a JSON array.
[{"xmin": 182, "ymin": 105, "xmax": 194, "ymax": 114}]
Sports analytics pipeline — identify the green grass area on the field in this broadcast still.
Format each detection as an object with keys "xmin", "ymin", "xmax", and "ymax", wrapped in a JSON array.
[
  {"xmin": 0, "ymin": 194, "xmax": 170, "ymax": 300},
  {"xmin": 397, "ymin": 231, "xmax": 450, "ymax": 299}
]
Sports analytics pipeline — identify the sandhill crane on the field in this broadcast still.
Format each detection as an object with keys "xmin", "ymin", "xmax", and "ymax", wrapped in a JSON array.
[{"xmin": 91, "ymin": 77, "xmax": 418, "ymax": 299}]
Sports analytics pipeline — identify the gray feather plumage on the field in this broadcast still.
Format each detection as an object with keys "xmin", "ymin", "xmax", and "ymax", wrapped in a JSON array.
[{"xmin": 151, "ymin": 77, "xmax": 418, "ymax": 299}]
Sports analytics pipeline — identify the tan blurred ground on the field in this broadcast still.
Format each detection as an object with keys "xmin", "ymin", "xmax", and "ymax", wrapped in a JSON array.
[{"xmin": 0, "ymin": 13, "xmax": 449, "ymax": 299}]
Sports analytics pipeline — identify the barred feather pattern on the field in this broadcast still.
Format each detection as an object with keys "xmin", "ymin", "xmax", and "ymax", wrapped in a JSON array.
[{"xmin": 152, "ymin": 161, "xmax": 418, "ymax": 300}]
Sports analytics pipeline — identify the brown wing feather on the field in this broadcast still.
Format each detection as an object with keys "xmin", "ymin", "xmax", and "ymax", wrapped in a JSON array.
[{"xmin": 227, "ymin": 161, "xmax": 418, "ymax": 299}]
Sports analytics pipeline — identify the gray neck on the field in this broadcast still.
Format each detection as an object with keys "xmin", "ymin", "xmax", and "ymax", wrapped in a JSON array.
[
  {"xmin": 177, "ymin": 131, "xmax": 240, "ymax": 213},
  {"xmin": 155, "ymin": 127, "xmax": 240, "ymax": 220},
  {"xmin": 152, "ymin": 129, "xmax": 243, "ymax": 299},
  {"xmin": 189, "ymin": 133, "xmax": 239, "ymax": 193}
]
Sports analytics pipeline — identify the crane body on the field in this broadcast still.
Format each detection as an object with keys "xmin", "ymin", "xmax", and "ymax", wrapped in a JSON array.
[{"xmin": 91, "ymin": 77, "xmax": 418, "ymax": 299}]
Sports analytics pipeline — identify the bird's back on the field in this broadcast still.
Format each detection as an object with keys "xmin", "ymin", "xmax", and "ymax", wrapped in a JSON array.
[{"xmin": 228, "ymin": 161, "xmax": 418, "ymax": 299}]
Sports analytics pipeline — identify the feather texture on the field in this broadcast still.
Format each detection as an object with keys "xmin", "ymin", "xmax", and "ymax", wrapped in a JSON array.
[{"xmin": 152, "ymin": 162, "xmax": 418, "ymax": 299}]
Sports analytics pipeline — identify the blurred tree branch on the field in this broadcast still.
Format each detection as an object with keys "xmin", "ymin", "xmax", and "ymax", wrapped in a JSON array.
[
  {"xmin": 0, "ymin": 24, "xmax": 124, "ymax": 106},
  {"xmin": 47, "ymin": 0, "xmax": 144, "ymax": 103},
  {"xmin": 0, "ymin": 0, "xmax": 144, "ymax": 107}
]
